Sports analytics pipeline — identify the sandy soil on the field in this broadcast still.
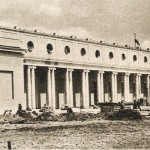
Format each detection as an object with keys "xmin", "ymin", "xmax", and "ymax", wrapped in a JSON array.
[{"xmin": 0, "ymin": 119, "xmax": 150, "ymax": 150}]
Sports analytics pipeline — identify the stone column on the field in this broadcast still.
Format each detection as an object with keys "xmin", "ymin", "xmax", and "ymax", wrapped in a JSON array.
[
  {"xmin": 111, "ymin": 72, "xmax": 118, "ymax": 102},
  {"xmin": 66, "ymin": 68, "xmax": 74, "ymax": 107},
  {"xmin": 97, "ymin": 71, "xmax": 104, "ymax": 103},
  {"xmin": 101, "ymin": 72, "xmax": 104, "ymax": 102},
  {"xmin": 136, "ymin": 74, "xmax": 141, "ymax": 100},
  {"xmin": 31, "ymin": 66, "xmax": 36, "ymax": 109},
  {"xmin": 147, "ymin": 75, "xmax": 150, "ymax": 104},
  {"xmin": 85, "ymin": 70, "xmax": 90, "ymax": 107},
  {"xmin": 136, "ymin": 74, "xmax": 138, "ymax": 99},
  {"xmin": 124, "ymin": 73, "xmax": 130, "ymax": 102},
  {"xmin": 139, "ymin": 74, "xmax": 141, "ymax": 98},
  {"xmin": 114, "ymin": 72, "xmax": 118, "ymax": 102},
  {"xmin": 66, "ymin": 69, "xmax": 70, "ymax": 105},
  {"xmin": 47, "ymin": 68, "xmax": 52, "ymax": 106},
  {"xmin": 69, "ymin": 69, "xmax": 74, "ymax": 107},
  {"xmin": 51, "ymin": 68, "xmax": 56, "ymax": 109},
  {"xmin": 111, "ymin": 73, "xmax": 114, "ymax": 102},
  {"xmin": 27, "ymin": 66, "xmax": 32, "ymax": 108},
  {"xmin": 82, "ymin": 70, "xmax": 90, "ymax": 108},
  {"xmin": 82, "ymin": 70, "xmax": 86, "ymax": 107},
  {"xmin": 97, "ymin": 71, "xmax": 101, "ymax": 102}
]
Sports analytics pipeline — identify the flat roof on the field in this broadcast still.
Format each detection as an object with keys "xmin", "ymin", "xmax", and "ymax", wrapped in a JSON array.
[{"xmin": 0, "ymin": 25, "xmax": 149, "ymax": 52}]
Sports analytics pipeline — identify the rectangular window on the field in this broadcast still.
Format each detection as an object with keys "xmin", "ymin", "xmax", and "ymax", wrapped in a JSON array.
[{"xmin": 0, "ymin": 71, "xmax": 14, "ymax": 99}]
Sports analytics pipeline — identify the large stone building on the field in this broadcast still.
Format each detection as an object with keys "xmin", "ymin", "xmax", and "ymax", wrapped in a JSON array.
[{"xmin": 0, "ymin": 26, "xmax": 150, "ymax": 114}]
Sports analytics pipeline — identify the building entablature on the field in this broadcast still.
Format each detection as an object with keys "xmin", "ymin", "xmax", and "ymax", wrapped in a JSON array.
[{"xmin": 24, "ymin": 58, "xmax": 150, "ymax": 75}]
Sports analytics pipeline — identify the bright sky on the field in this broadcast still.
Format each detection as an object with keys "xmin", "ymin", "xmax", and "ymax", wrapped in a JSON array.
[{"xmin": 0, "ymin": 0, "xmax": 150, "ymax": 49}]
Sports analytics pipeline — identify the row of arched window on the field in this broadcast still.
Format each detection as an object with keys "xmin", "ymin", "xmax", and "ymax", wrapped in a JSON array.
[{"xmin": 27, "ymin": 41, "xmax": 148, "ymax": 63}]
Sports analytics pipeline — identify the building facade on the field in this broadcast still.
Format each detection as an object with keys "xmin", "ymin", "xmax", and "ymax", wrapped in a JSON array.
[{"xmin": 0, "ymin": 26, "xmax": 150, "ymax": 113}]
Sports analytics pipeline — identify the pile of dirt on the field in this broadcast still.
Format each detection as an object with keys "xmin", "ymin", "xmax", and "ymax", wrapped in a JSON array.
[
  {"xmin": 2, "ymin": 107, "xmax": 144, "ymax": 124},
  {"xmin": 106, "ymin": 109, "xmax": 143, "ymax": 120},
  {"xmin": 37, "ymin": 112, "xmax": 58, "ymax": 121},
  {"xmin": 36, "ymin": 112, "xmax": 102, "ymax": 122},
  {"xmin": 0, "ymin": 115, "xmax": 26, "ymax": 124},
  {"xmin": 69, "ymin": 113, "xmax": 102, "ymax": 121}
]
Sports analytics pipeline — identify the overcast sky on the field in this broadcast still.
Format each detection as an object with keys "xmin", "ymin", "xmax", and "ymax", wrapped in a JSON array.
[{"xmin": 0, "ymin": 0, "xmax": 150, "ymax": 49}]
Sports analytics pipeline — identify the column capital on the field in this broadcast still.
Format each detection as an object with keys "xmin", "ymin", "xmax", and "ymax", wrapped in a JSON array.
[
  {"xmin": 137, "ymin": 73, "xmax": 141, "ymax": 76},
  {"xmin": 31, "ymin": 66, "xmax": 36, "ymax": 69},
  {"xmin": 112, "ymin": 71, "xmax": 118, "ymax": 75},
  {"xmin": 143, "ymin": 74, "xmax": 150, "ymax": 77},
  {"xmin": 67, "ymin": 68, "xmax": 74, "ymax": 72},
  {"xmin": 98, "ymin": 70, "xmax": 104, "ymax": 74},
  {"xmin": 83, "ymin": 69, "xmax": 90, "ymax": 73},
  {"xmin": 28, "ymin": 65, "xmax": 31, "ymax": 69},
  {"xmin": 48, "ymin": 67, "xmax": 56, "ymax": 71},
  {"xmin": 125, "ymin": 72, "xmax": 130, "ymax": 76}
]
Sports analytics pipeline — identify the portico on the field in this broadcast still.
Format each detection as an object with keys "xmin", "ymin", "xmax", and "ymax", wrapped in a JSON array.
[{"xmin": 24, "ymin": 64, "xmax": 150, "ymax": 109}]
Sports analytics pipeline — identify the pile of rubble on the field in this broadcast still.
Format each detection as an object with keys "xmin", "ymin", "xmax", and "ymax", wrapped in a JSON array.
[
  {"xmin": 2, "ymin": 103, "xmax": 149, "ymax": 124},
  {"xmin": 4, "ymin": 104, "xmax": 102, "ymax": 123},
  {"xmin": 106, "ymin": 109, "xmax": 143, "ymax": 120}
]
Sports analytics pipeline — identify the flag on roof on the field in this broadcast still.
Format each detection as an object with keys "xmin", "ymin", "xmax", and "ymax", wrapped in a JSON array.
[{"xmin": 135, "ymin": 38, "xmax": 140, "ymax": 45}]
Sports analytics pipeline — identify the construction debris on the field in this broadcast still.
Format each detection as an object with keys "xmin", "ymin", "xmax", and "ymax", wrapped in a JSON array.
[
  {"xmin": 1, "ymin": 103, "xmax": 150, "ymax": 124},
  {"xmin": 106, "ymin": 109, "xmax": 143, "ymax": 120}
]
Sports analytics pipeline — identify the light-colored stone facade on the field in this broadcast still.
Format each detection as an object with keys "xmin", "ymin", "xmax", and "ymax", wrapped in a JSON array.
[{"xmin": 0, "ymin": 26, "xmax": 150, "ymax": 113}]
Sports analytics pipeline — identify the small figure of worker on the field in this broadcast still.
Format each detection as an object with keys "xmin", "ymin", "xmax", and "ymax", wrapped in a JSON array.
[
  {"xmin": 133, "ymin": 100, "xmax": 138, "ymax": 109},
  {"xmin": 16, "ymin": 104, "xmax": 23, "ymax": 115},
  {"xmin": 137, "ymin": 99, "xmax": 141, "ymax": 110},
  {"xmin": 120, "ymin": 100, "xmax": 125, "ymax": 110},
  {"xmin": 18, "ymin": 104, "xmax": 22, "ymax": 111}
]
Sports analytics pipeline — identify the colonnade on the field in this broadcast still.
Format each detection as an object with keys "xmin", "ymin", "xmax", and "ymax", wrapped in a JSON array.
[
  {"xmin": 27, "ymin": 66, "xmax": 56, "ymax": 109},
  {"xmin": 26, "ymin": 65, "xmax": 150, "ymax": 109}
]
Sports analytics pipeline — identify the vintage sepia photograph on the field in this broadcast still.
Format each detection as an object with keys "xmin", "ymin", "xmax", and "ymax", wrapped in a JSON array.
[{"xmin": 0, "ymin": 0, "xmax": 150, "ymax": 149}]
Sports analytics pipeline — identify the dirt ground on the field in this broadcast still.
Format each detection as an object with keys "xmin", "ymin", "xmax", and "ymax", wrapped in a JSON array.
[{"xmin": 0, "ymin": 119, "xmax": 150, "ymax": 150}]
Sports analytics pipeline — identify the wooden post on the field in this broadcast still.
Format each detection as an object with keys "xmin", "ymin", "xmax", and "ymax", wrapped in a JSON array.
[{"xmin": 7, "ymin": 141, "xmax": 12, "ymax": 150}]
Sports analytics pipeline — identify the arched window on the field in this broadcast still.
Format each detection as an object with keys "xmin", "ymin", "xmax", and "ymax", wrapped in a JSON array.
[
  {"xmin": 95, "ymin": 50, "xmax": 100, "ymax": 58},
  {"xmin": 109, "ymin": 52, "xmax": 113, "ymax": 59},
  {"xmin": 27, "ymin": 41, "xmax": 34, "ymax": 52},
  {"xmin": 81, "ymin": 48, "xmax": 86, "ymax": 56},
  {"xmin": 47, "ymin": 43, "xmax": 53, "ymax": 54},
  {"xmin": 64, "ymin": 46, "xmax": 70, "ymax": 55}
]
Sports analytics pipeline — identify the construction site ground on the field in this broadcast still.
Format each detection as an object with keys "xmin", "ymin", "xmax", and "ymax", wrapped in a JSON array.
[{"xmin": 0, "ymin": 117, "xmax": 150, "ymax": 150}]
